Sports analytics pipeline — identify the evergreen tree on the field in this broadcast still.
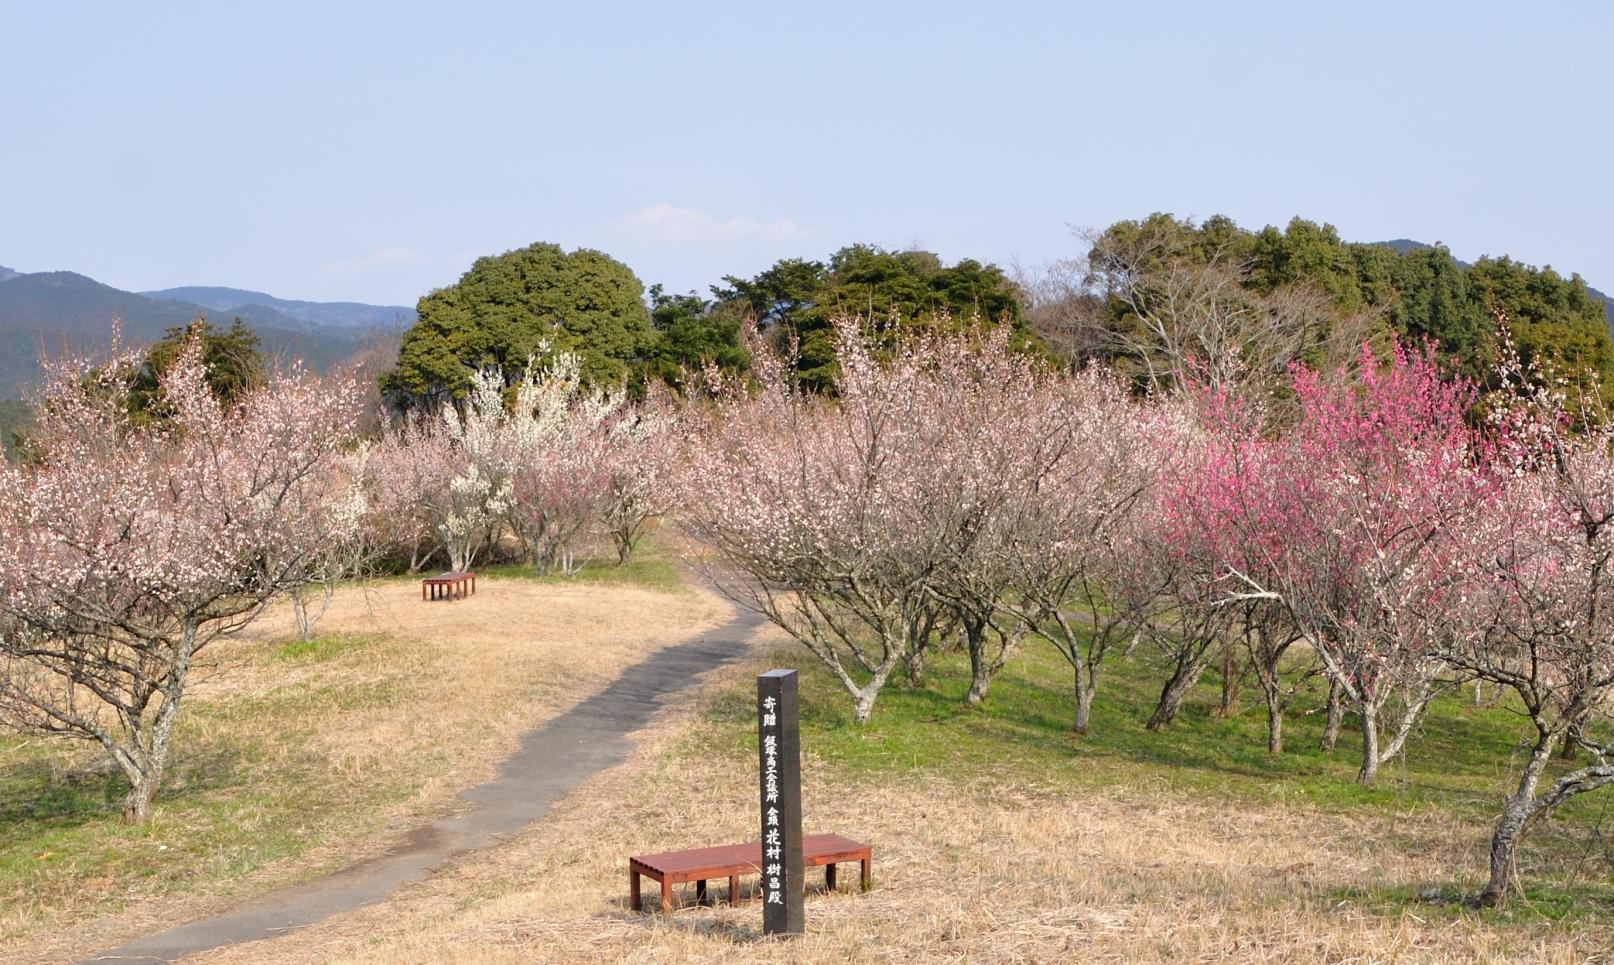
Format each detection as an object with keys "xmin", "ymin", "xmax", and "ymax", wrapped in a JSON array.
[{"xmin": 383, "ymin": 243, "xmax": 654, "ymax": 407}]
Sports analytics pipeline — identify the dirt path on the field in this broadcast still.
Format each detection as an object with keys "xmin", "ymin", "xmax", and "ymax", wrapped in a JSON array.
[{"xmin": 90, "ymin": 596, "xmax": 764, "ymax": 964}]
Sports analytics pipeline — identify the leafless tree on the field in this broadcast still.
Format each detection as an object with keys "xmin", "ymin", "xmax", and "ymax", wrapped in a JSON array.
[{"xmin": 1078, "ymin": 221, "xmax": 1371, "ymax": 397}]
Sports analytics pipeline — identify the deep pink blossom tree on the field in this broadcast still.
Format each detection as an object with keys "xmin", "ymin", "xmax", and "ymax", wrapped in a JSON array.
[
  {"xmin": 1174, "ymin": 340, "xmax": 1482, "ymax": 782},
  {"xmin": 1158, "ymin": 387, "xmax": 1314, "ymax": 749},
  {"xmin": 0, "ymin": 337, "xmax": 361, "ymax": 822}
]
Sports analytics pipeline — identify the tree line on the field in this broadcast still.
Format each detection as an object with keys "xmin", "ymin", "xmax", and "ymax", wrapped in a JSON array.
[{"xmin": 377, "ymin": 217, "xmax": 1612, "ymax": 411}]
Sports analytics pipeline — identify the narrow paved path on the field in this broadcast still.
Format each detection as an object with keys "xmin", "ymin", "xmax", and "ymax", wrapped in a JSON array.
[{"xmin": 92, "ymin": 596, "xmax": 763, "ymax": 964}]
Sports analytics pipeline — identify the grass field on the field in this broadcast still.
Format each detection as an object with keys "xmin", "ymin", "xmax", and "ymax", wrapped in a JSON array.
[
  {"xmin": 0, "ymin": 541, "xmax": 721, "ymax": 962},
  {"xmin": 180, "ymin": 619, "xmax": 1613, "ymax": 964}
]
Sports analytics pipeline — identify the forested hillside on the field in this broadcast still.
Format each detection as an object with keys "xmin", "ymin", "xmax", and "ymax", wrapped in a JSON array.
[{"xmin": 0, "ymin": 270, "xmax": 373, "ymax": 397}]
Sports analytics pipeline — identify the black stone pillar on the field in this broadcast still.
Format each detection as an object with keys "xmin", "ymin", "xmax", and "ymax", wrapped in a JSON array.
[{"xmin": 757, "ymin": 669, "xmax": 804, "ymax": 935}]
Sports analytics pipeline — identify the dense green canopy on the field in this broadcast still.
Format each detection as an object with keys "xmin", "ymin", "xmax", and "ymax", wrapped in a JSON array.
[
  {"xmin": 1089, "ymin": 214, "xmax": 1614, "ymax": 397},
  {"xmin": 715, "ymin": 244, "xmax": 1028, "ymax": 388},
  {"xmin": 382, "ymin": 243, "xmax": 654, "ymax": 407},
  {"xmin": 641, "ymin": 285, "xmax": 750, "ymax": 390}
]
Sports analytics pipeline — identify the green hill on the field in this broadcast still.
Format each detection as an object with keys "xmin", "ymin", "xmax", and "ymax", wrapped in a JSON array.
[{"xmin": 0, "ymin": 270, "xmax": 369, "ymax": 398}]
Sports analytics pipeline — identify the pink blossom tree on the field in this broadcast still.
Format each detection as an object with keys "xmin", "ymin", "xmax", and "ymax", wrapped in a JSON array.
[
  {"xmin": 681, "ymin": 321, "xmax": 968, "ymax": 723},
  {"xmin": 366, "ymin": 347, "xmax": 667, "ymax": 578},
  {"xmin": 498, "ymin": 351, "xmax": 621, "ymax": 575},
  {"xmin": 1158, "ymin": 387, "xmax": 1315, "ymax": 750},
  {"xmin": 600, "ymin": 386, "xmax": 677, "ymax": 566},
  {"xmin": 992, "ymin": 368, "xmax": 1167, "ymax": 732},
  {"xmin": 908, "ymin": 326, "xmax": 1067, "ymax": 706},
  {"xmin": 0, "ymin": 337, "xmax": 361, "ymax": 822},
  {"xmin": 1443, "ymin": 341, "xmax": 1614, "ymax": 906},
  {"xmin": 364, "ymin": 414, "xmax": 458, "ymax": 573},
  {"xmin": 1176, "ymin": 340, "xmax": 1481, "ymax": 782}
]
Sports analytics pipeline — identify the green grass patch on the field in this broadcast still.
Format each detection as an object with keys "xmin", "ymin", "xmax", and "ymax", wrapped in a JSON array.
[
  {"xmin": 704, "ymin": 641, "xmax": 1547, "ymax": 812},
  {"xmin": 274, "ymin": 633, "xmax": 378, "ymax": 663},
  {"xmin": 364, "ymin": 533, "xmax": 687, "ymax": 594},
  {"xmin": 477, "ymin": 537, "xmax": 686, "ymax": 594}
]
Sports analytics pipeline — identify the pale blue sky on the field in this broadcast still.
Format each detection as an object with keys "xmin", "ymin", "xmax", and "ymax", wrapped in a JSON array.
[{"xmin": 1, "ymin": 1, "xmax": 1608, "ymax": 306}]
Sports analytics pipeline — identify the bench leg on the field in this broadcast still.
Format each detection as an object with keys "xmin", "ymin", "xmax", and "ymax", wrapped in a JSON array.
[
  {"xmin": 861, "ymin": 856, "xmax": 872, "ymax": 891},
  {"xmin": 660, "ymin": 877, "xmax": 672, "ymax": 911},
  {"xmin": 695, "ymin": 879, "xmax": 707, "ymax": 906},
  {"xmin": 729, "ymin": 875, "xmax": 739, "ymax": 905},
  {"xmin": 630, "ymin": 867, "xmax": 641, "ymax": 911},
  {"xmin": 826, "ymin": 862, "xmax": 838, "ymax": 891}
]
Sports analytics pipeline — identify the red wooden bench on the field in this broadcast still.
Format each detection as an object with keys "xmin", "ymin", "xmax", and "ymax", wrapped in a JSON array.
[
  {"xmin": 422, "ymin": 571, "xmax": 476, "ymax": 601},
  {"xmin": 628, "ymin": 833, "xmax": 871, "ymax": 911}
]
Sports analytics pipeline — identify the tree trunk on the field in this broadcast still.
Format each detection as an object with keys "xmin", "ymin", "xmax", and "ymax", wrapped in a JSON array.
[
  {"xmin": 291, "ymin": 582, "xmax": 335, "ymax": 641},
  {"xmin": 1217, "ymin": 642, "xmax": 1243, "ymax": 718},
  {"xmin": 1321, "ymin": 679, "xmax": 1344, "ymax": 753},
  {"xmin": 1560, "ymin": 719, "xmax": 1583, "ymax": 762},
  {"xmin": 962, "ymin": 613, "xmax": 995, "ymax": 706},
  {"xmin": 1478, "ymin": 734, "xmax": 1556, "ymax": 907},
  {"xmin": 1147, "ymin": 649, "xmax": 1212, "ymax": 731},
  {"xmin": 906, "ymin": 640, "xmax": 927, "ymax": 685},
  {"xmin": 122, "ymin": 771, "xmax": 156, "ymax": 824},
  {"xmin": 1357, "ymin": 704, "xmax": 1380, "ymax": 785},
  {"xmin": 1072, "ymin": 660, "xmax": 1097, "ymax": 735},
  {"xmin": 965, "ymin": 663, "xmax": 991, "ymax": 705},
  {"xmin": 120, "ymin": 683, "xmax": 184, "ymax": 824},
  {"xmin": 1265, "ymin": 691, "xmax": 1284, "ymax": 755}
]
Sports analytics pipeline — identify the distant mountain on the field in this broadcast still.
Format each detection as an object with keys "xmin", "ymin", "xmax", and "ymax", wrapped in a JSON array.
[
  {"xmin": 142, "ymin": 285, "xmax": 415, "ymax": 330},
  {"xmin": 0, "ymin": 269, "xmax": 374, "ymax": 398},
  {"xmin": 1370, "ymin": 239, "xmax": 1613, "ymax": 325},
  {"xmin": 0, "ymin": 265, "xmax": 18, "ymax": 282}
]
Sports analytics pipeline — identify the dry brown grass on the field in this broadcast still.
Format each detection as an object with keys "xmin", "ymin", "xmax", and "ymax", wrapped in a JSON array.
[
  {"xmin": 2, "ymin": 574, "xmax": 723, "ymax": 963},
  {"xmin": 186, "ymin": 643, "xmax": 1614, "ymax": 965}
]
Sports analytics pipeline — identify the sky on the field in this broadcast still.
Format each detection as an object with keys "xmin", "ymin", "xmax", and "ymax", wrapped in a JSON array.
[{"xmin": 1, "ymin": 1, "xmax": 1609, "ymax": 307}]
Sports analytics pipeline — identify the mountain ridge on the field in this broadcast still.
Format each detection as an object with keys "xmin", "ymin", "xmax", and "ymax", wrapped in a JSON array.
[
  {"xmin": 0, "ymin": 270, "xmax": 377, "ymax": 398},
  {"xmin": 141, "ymin": 285, "xmax": 415, "ymax": 330}
]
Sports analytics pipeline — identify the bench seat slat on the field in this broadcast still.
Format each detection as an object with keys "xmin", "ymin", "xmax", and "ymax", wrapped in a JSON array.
[{"xmin": 631, "ymin": 833, "xmax": 866, "ymax": 880}]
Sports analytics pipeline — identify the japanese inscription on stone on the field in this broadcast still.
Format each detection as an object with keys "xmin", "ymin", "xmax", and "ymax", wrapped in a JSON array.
[{"xmin": 757, "ymin": 669, "xmax": 804, "ymax": 935}]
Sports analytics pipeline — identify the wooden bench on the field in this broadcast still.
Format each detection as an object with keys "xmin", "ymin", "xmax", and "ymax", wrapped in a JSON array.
[
  {"xmin": 628, "ymin": 833, "xmax": 871, "ymax": 911},
  {"xmin": 421, "ymin": 571, "xmax": 476, "ymax": 601}
]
